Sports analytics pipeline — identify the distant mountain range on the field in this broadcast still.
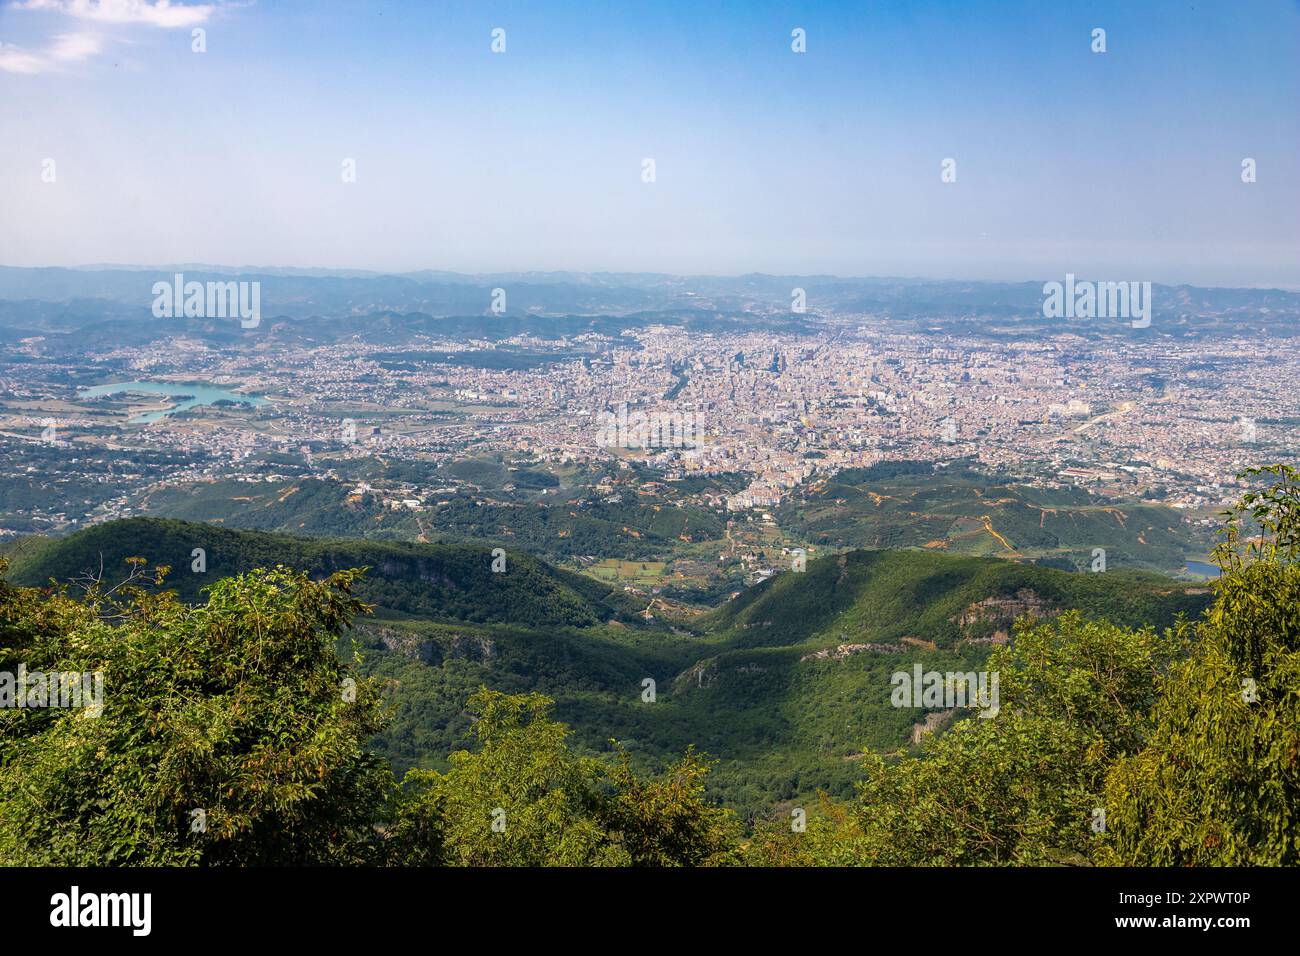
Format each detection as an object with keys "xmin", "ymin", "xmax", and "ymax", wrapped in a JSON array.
[{"xmin": 1, "ymin": 265, "xmax": 1297, "ymax": 351}]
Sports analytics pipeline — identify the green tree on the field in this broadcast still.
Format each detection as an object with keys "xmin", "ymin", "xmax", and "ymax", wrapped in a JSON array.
[
  {"xmin": 743, "ymin": 793, "xmax": 867, "ymax": 866},
  {"xmin": 389, "ymin": 689, "xmax": 620, "ymax": 866},
  {"xmin": 385, "ymin": 688, "xmax": 737, "ymax": 866},
  {"xmin": 0, "ymin": 562, "xmax": 391, "ymax": 865},
  {"xmin": 1101, "ymin": 465, "xmax": 1300, "ymax": 865},
  {"xmin": 598, "ymin": 745, "xmax": 738, "ymax": 866},
  {"xmin": 756, "ymin": 611, "xmax": 1180, "ymax": 866}
]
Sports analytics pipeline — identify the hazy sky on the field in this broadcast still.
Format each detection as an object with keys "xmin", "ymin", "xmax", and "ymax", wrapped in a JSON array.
[{"xmin": 2, "ymin": 0, "xmax": 1298, "ymax": 286}]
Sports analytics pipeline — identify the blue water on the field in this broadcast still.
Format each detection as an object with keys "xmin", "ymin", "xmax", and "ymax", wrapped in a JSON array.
[
  {"xmin": 1184, "ymin": 559, "xmax": 1221, "ymax": 579},
  {"xmin": 79, "ymin": 381, "xmax": 268, "ymax": 423}
]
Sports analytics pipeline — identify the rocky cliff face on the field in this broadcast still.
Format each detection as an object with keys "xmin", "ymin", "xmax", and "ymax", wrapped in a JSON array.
[
  {"xmin": 953, "ymin": 588, "xmax": 1057, "ymax": 644},
  {"xmin": 674, "ymin": 658, "xmax": 720, "ymax": 691},
  {"xmin": 364, "ymin": 625, "xmax": 495, "ymax": 665},
  {"xmin": 800, "ymin": 642, "xmax": 906, "ymax": 662},
  {"xmin": 910, "ymin": 708, "xmax": 956, "ymax": 744}
]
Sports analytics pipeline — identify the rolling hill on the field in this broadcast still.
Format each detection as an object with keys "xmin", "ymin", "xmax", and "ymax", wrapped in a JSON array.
[
  {"xmin": 0, "ymin": 517, "xmax": 637, "ymax": 629},
  {"xmin": 128, "ymin": 475, "xmax": 727, "ymax": 562},
  {"xmin": 1, "ymin": 517, "xmax": 1215, "ymax": 816},
  {"xmin": 778, "ymin": 461, "xmax": 1212, "ymax": 574}
]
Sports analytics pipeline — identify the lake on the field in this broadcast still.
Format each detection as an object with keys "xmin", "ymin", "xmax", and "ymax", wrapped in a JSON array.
[
  {"xmin": 79, "ymin": 381, "xmax": 269, "ymax": 424},
  {"xmin": 1184, "ymin": 559, "xmax": 1221, "ymax": 579}
]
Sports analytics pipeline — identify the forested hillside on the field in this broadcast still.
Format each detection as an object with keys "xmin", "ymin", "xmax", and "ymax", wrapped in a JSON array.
[
  {"xmin": 778, "ymin": 460, "xmax": 1211, "ymax": 574},
  {"xmin": 126, "ymin": 475, "xmax": 729, "ymax": 562},
  {"xmin": 2, "ymin": 517, "xmax": 638, "ymax": 629},
  {"xmin": 2, "ymin": 510, "xmax": 1213, "ymax": 816},
  {"xmin": 1, "ymin": 467, "xmax": 1296, "ymax": 865}
]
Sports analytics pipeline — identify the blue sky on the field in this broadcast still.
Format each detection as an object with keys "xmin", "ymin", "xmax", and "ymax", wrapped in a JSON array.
[{"xmin": 2, "ymin": 0, "xmax": 1297, "ymax": 285}]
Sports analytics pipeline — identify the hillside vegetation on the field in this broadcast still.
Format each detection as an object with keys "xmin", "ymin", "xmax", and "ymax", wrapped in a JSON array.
[
  {"xmin": 0, "ymin": 466, "xmax": 1295, "ymax": 865},
  {"xmin": 128, "ymin": 473, "xmax": 728, "ymax": 562},
  {"xmin": 2, "ymin": 517, "xmax": 636, "ymax": 629},
  {"xmin": 2, "ymin": 512, "xmax": 1212, "ymax": 815},
  {"xmin": 778, "ymin": 460, "xmax": 1211, "ymax": 574}
]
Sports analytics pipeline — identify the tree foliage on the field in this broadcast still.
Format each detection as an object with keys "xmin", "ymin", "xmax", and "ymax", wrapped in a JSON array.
[
  {"xmin": 383, "ymin": 689, "xmax": 738, "ymax": 866},
  {"xmin": 0, "ymin": 563, "xmax": 736, "ymax": 866},
  {"xmin": 0, "ymin": 563, "xmax": 391, "ymax": 865},
  {"xmin": 746, "ymin": 612, "xmax": 1179, "ymax": 865},
  {"xmin": 1100, "ymin": 464, "xmax": 1300, "ymax": 865}
]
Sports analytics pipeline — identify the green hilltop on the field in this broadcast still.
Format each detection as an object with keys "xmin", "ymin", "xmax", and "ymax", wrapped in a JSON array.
[{"xmin": 1, "ymin": 517, "xmax": 638, "ymax": 630}]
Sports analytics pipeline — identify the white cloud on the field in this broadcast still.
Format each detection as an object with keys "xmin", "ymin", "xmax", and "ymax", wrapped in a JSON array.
[
  {"xmin": 17, "ymin": 0, "xmax": 215, "ymax": 29},
  {"xmin": 1, "ymin": 0, "xmax": 213, "ymax": 73},
  {"xmin": 0, "ymin": 42, "xmax": 47, "ymax": 73},
  {"xmin": 0, "ymin": 33, "xmax": 100, "ymax": 72},
  {"xmin": 49, "ymin": 32, "xmax": 104, "ymax": 60}
]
